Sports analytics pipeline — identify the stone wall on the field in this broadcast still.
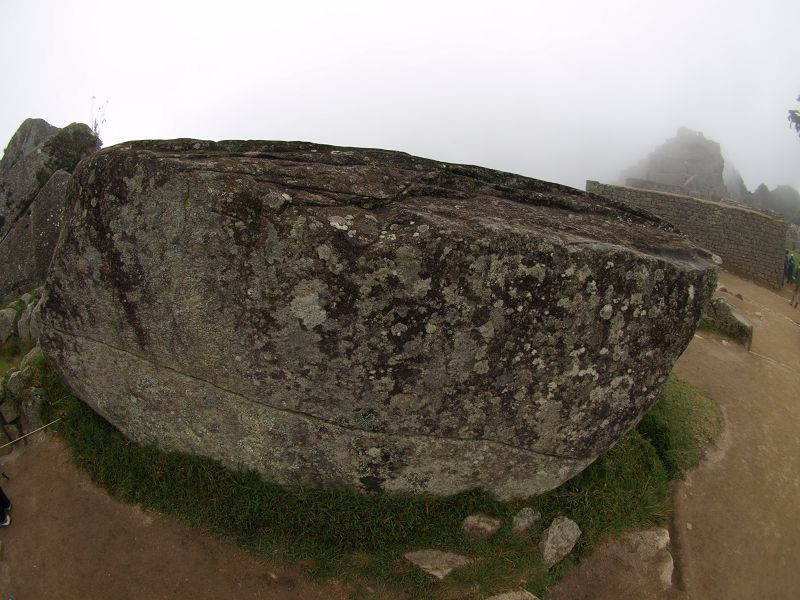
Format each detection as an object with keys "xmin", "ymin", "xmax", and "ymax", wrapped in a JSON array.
[{"xmin": 587, "ymin": 181, "xmax": 786, "ymax": 289}]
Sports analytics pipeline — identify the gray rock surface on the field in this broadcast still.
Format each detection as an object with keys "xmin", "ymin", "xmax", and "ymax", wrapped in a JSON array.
[
  {"xmin": 701, "ymin": 297, "xmax": 753, "ymax": 350},
  {"xmin": 0, "ymin": 308, "xmax": 16, "ymax": 344},
  {"xmin": 511, "ymin": 507, "xmax": 541, "ymax": 534},
  {"xmin": 403, "ymin": 549, "xmax": 470, "ymax": 579},
  {"xmin": 16, "ymin": 302, "xmax": 32, "ymax": 343},
  {"xmin": 540, "ymin": 516, "xmax": 581, "ymax": 567},
  {"xmin": 0, "ymin": 119, "xmax": 98, "ymax": 301},
  {"xmin": 31, "ymin": 170, "xmax": 72, "ymax": 277},
  {"xmin": 0, "ymin": 118, "xmax": 59, "ymax": 171},
  {"xmin": 21, "ymin": 387, "xmax": 45, "ymax": 432},
  {"xmin": 41, "ymin": 139, "xmax": 718, "ymax": 499},
  {"xmin": 620, "ymin": 528, "xmax": 674, "ymax": 589},
  {"xmin": 461, "ymin": 513, "xmax": 502, "ymax": 539},
  {"xmin": 28, "ymin": 296, "xmax": 43, "ymax": 343},
  {"xmin": 5, "ymin": 367, "xmax": 32, "ymax": 398}
]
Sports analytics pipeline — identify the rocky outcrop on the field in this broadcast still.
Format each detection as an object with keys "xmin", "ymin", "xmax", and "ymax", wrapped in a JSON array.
[
  {"xmin": 0, "ymin": 119, "xmax": 98, "ymax": 301},
  {"xmin": 622, "ymin": 127, "xmax": 729, "ymax": 201},
  {"xmin": 41, "ymin": 139, "xmax": 718, "ymax": 499}
]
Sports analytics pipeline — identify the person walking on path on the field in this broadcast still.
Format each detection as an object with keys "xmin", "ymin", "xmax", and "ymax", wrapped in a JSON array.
[
  {"xmin": 792, "ymin": 267, "xmax": 800, "ymax": 308},
  {"xmin": 788, "ymin": 254, "xmax": 796, "ymax": 290},
  {"xmin": 784, "ymin": 251, "xmax": 790, "ymax": 286},
  {"xmin": 0, "ymin": 486, "xmax": 11, "ymax": 526}
]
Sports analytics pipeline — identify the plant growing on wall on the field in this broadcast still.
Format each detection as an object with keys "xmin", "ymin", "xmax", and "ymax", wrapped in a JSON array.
[
  {"xmin": 89, "ymin": 96, "xmax": 108, "ymax": 141},
  {"xmin": 789, "ymin": 94, "xmax": 800, "ymax": 137}
]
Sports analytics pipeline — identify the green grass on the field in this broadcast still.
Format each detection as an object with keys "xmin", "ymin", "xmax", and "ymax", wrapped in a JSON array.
[
  {"xmin": 35, "ymin": 363, "xmax": 721, "ymax": 599},
  {"xmin": 0, "ymin": 337, "xmax": 33, "ymax": 378},
  {"xmin": 637, "ymin": 377, "xmax": 724, "ymax": 479}
]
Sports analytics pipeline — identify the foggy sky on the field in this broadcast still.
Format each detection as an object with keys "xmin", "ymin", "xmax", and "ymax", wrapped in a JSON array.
[{"xmin": 2, "ymin": 0, "xmax": 799, "ymax": 193}]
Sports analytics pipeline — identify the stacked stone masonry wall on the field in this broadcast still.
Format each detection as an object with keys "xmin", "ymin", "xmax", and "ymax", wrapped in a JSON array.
[{"xmin": 587, "ymin": 181, "xmax": 786, "ymax": 289}]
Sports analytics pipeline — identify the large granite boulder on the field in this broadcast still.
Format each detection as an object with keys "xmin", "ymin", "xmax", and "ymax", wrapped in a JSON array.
[
  {"xmin": 40, "ymin": 140, "xmax": 718, "ymax": 499},
  {"xmin": 0, "ymin": 119, "xmax": 98, "ymax": 301}
]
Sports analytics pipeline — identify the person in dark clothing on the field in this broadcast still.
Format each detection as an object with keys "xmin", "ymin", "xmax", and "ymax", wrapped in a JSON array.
[
  {"xmin": 784, "ymin": 250, "xmax": 790, "ymax": 286},
  {"xmin": 0, "ymin": 487, "xmax": 11, "ymax": 526}
]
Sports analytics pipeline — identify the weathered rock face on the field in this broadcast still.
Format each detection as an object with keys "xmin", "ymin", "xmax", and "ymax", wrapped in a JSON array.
[
  {"xmin": 40, "ymin": 140, "xmax": 718, "ymax": 499},
  {"xmin": 0, "ymin": 119, "xmax": 98, "ymax": 301}
]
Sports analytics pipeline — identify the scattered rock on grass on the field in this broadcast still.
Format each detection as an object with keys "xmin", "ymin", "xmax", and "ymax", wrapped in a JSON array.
[
  {"xmin": 485, "ymin": 590, "xmax": 541, "ymax": 600},
  {"xmin": 461, "ymin": 513, "xmax": 502, "ymax": 539},
  {"xmin": 511, "ymin": 507, "xmax": 541, "ymax": 534},
  {"xmin": 540, "ymin": 517, "xmax": 581, "ymax": 567},
  {"xmin": 403, "ymin": 549, "xmax": 471, "ymax": 579},
  {"xmin": 486, "ymin": 590, "xmax": 539, "ymax": 600}
]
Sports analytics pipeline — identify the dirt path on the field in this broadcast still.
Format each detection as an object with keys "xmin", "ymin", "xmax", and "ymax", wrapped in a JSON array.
[
  {"xmin": 0, "ymin": 436, "xmax": 352, "ymax": 600},
  {"xmin": 546, "ymin": 271, "xmax": 800, "ymax": 599},
  {"xmin": 2, "ymin": 270, "xmax": 798, "ymax": 599}
]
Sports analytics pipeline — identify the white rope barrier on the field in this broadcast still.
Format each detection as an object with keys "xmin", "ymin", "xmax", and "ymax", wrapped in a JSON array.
[{"xmin": 0, "ymin": 418, "xmax": 62, "ymax": 450}]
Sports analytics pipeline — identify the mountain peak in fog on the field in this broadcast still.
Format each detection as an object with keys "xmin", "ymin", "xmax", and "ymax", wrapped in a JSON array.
[{"xmin": 620, "ymin": 127, "xmax": 728, "ymax": 201}]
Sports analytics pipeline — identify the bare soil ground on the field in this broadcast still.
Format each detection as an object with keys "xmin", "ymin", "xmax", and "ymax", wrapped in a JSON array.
[
  {"xmin": 0, "ymin": 435, "xmax": 352, "ymax": 600},
  {"xmin": 546, "ymin": 271, "xmax": 800, "ymax": 599},
  {"xmin": 1, "ymin": 270, "xmax": 797, "ymax": 599}
]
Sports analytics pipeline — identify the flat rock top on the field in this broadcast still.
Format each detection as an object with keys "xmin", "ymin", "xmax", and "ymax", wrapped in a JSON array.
[{"xmin": 99, "ymin": 139, "xmax": 709, "ymax": 266}]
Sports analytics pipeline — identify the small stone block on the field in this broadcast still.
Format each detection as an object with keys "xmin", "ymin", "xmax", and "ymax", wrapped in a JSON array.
[
  {"xmin": 403, "ymin": 549, "xmax": 470, "ymax": 579},
  {"xmin": 511, "ymin": 507, "xmax": 541, "ymax": 534},
  {"xmin": 540, "ymin": 516, "xmax": 581, "ymax": 567},
  {"xmin": 461, "ymin": 513, "xmax": 502, "ymax": 539},
  {"xmin": 485, "ymin": 591, "xmax": 541, "ymax": 600}
]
